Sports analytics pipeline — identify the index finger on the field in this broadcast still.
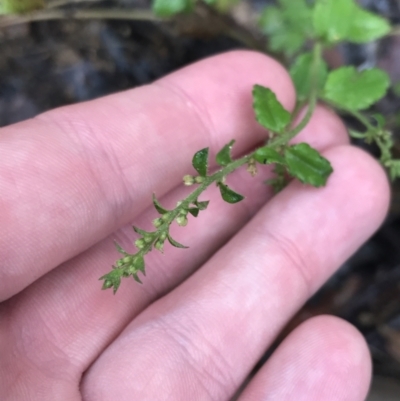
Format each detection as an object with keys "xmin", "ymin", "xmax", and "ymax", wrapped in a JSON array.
[{"xmin": 0, "ymin": 51, "xmax": 295, "ymax": 301}]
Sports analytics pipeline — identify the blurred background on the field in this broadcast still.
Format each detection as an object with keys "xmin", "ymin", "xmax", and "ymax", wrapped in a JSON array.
[{"xmin": 0, "ymin": 0, "xmax": 399, "ymax": 398}]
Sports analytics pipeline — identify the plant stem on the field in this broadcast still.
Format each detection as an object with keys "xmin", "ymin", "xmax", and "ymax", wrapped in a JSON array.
[{"xmin": 0, "ymin": 8, "xmax": 157, "ymax": 27}]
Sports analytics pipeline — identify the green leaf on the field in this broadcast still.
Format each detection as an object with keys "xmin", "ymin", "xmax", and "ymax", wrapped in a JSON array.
[
  {"xmin": 100, "ymin": 269, "xmax": 122, "ymax": 294},
  {"xmin": 0, "ymin": 0, "xmax": 44, "ymax": 14},
  {"xmin": 133, "ymin": 226, "xmax": 152, "ymax": 237},
  {"xmin": 254, "ymin": 147, "xmax": 285, "ymax": 165},
  {"xmin": 133, "ymin": 273, "xmax": 143, "ymax": 284},
  {"xmin": 216, "ymin": 140, "xmax": 235, "ymax": 166},
  {"xmin": 290, "ymin": 52, "xmax": 328, "ymax": 101},
  {"xmin": 167, "ymin": 234, "xmax": 189, "ymax": 249},
  {"xmin": 188, "ymin": 208, "xmax": 199, "ymax": 217},
  {"xmin": 313, "ymin": 0, "xmax": 391, "ymax": 44},
  {"xmin": 133, "ymin": 256, "xmax": 145, "ymax": 275},
  {"xmin": 114, "ymin": 241, "xmax": 128, "ymax": 256},
  {"xmin": 313, "ymin": 0, "xmax": 355, "ymax": 44},
  {"xmin": 194, "ymin": 200, "xmax": 210, "ymax": 210},
  {"xmin": 152, "ymin": 193, "xmax": 169, "ymax": 214},
  {"xmin": 253, "ymin": 85, "xmax": 291, "ymax": 134},
  {"xmin": 373, "ymin": 113, "xmax": 386, "ymax": 128},
  {"xmin": 284, "ymin": 143, "xmax": 333, "ymax": 187},
  {"xmin": 323, "ymin": 67, "xmax": 390, "ymax": 111},
  {"xmin": 152, "ymin": 0, "xmax": 193, "ymax": 17},
  {"xmin": 192, "ymin": 148, "xmax": 209, "ymax": 177},
  {"xmin": 259, "ymin": 1, "xmax": 313, "ymax": 55},
  {"xmin": 347, "ymin": 6, "xmax": 391, "ymax": 43},
  {"xmin": 218, "ymin": 183, "xmax": 245, "ymax": 204}
]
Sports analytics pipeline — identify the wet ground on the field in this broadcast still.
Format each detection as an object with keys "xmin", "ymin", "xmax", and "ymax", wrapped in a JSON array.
[{"xmin": 1, "ymin": 0, "xmax": 400, "ymax": 397}]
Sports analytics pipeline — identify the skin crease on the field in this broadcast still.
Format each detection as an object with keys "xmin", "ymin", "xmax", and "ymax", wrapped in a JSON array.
[{"xmin": 0, "ymin": 51, "xmax": 390, "ymax": 401}]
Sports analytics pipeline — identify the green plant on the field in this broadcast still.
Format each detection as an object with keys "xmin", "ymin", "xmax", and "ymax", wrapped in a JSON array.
[
  {"xmin": 0, "ymin": 0, "xmax": 396, "ymax": 292},
  {"xmin": 99, "ymin": 0, "xmax": 398, "ymax": 293}
]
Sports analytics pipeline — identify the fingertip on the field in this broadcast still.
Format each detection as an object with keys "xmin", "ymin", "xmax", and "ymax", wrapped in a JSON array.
[
  {"xmin": 238, "ymin": 315, "xmax": 372, "ymax": 401},
  {"xmin": 328, "ymin": 145, "xmax": 391, "ymax": 231}
]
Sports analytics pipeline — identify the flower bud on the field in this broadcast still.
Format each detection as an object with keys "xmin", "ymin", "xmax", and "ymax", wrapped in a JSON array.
[
  {"xmin": 144, "ymin": 235, "xmax": 153, "ymax": 244},
  {"xmin": 154, "ymin": 239, "xmax": 164, "ymax": 252},
  {"xmin": 122, "ymin": 256, "xmax": 133, "ymax": 264},
  {"xmin": 183, "ymin": 175, "xmax": 195, "ymax": 186},
  {"xmin": 195, "ymin": 176, "xmax": 205, "ymax": 184},
  {"xmin": 135, "ymin": 239, "xmax": 146, "ymax": 249},
  {"xmin": 153, "ymin": 218, "xmax": 163, "ymax": 228},
  {"xmin": 176, "ymin": 215, "xmax": 188, "ymax": 227}
]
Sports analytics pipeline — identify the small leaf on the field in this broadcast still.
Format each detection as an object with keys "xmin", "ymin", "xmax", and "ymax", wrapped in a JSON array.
[
  {"xmin": 133, "ymin": 226, "xmax": 152, "ymax": 237},
  {"xmin": 347, "ymin": 7, "xmax": 391, "ymax": 43},
  {"xmin": 152, "ymin": 0, "xmax": 193, "ymax": 17},
  {"xmin": 373, "ymin": 113, "xmax": 386, "ymax": 128},
  {"xmin": 284, "ymin": 143, "xmax": 333, "ymax": 187},
  {"xmin": 133, "ymin": 256, "xmax": 145, "ymax": 275},
  {"xmin": 290, "ymin": 52, "xmax": 328, "ymax": 101},
  {"xmin": 192, "ymin": 148, "xmax": 209, "ymax": 177},
  {"xmin": 100, "ymin": 269, "xmax": 122, "ymax": 294},
  {"xmin": 194, "ymin": 200, "xmax": 210, "ymax": 210},
  {"xmin": 254, "ymin": 147, "xmax": 286, "ymax": 165},
  {"xmin": 152, "ymin": 193, "xmax": 169, "ymax": 215},
  {"xmin": 188, "ymin": 208, "xmax": 200, "ymax": 217},
  {"xmin": 323, "ymin": 67, "xmax": 390, "ymax": 111},
  {"xmin": 216, "ymin": 140, "xmax": 235, "ymax": 166},
  {"xmin": 313, "ymin": 0, "xmax": 355, "ymax": 44},
  {"xmin": 167, "ymin": 234, "xmax": 189, "ymax": 249},
  {"xmin": 133, "ymin": 273, "xmax": 143, "ymax": 284},
  {"xmin": 218, "ymin": 183, "xmax": 245, "ymax": 204},
  {"xmin": 0, "ymin": 0, "xmax": 44, "ymax": 14},
  {"xmin": 114, "ymin": 241, "xmax": 128, "ymax": 256},
  {"xmin": 253, "ymin": 85, "xmax": 291, "ymax": 134}
]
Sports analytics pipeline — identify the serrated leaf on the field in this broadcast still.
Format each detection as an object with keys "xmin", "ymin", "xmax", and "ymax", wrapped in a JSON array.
[
  {"xmin": 216, "ymin": 140, "xmax": 235, "ymax": 166},
  {"xmin": 114, "ymin": 241, "xmax": 128, "ymax": 256},
  {"xmin": 253, "ymin": 85, "xmax": 291, "ymax": 134},
  {"xmin": 254, "ymin": 147, "xmax": 285, "ymax": 165},
  {"xmin": 188, "ymin": 208, "xmax": 199, "ymax": 217},
  {"xmin": 347, "ymin": 7, "xmax": 391, "ymax": 43},
  {"xmin": 152, "ymin": 193, "xmax": 169, "ymax": 215},
  {"xmin": 284, "ymin": 143, "xmax": 333, "ymax": 187},
  {"xmin": 323, "ymin": 67, "xmax": 390, "ymax": 111},
  {"xmin": 192, "ymin": 148, "xmax": 209, "ymax": 177},
  {"xmin": 133, "ymin": 256, "xmax": 145, "ymax": 275},
  {"xmin": 218, "ymin": 183, "xmax": 245, "ymax": 204},
  {"xmin": 133, "ymin": 226, "xmax": 152, "ymax": 237},
  {"xmin": 194, "ymin": 200, "xmax": 210, "ymax": 210},
  {"xmin": 313, "ymin": 0, "xmax": 355, "ymax": 44},
  {"xmin": 167, "ymin": 234, "xmax": 189, "ymax": 249},
  {"xmin": 152, "ymin": 0, "xmax": 193, "ymax": 17},
  {"xmin": 290, "ymin": 52, "xmax": 328, "ymax": 101},
  {"xmin": 0, "ymin": 0, "xmax": 44, "ymax": 14}
]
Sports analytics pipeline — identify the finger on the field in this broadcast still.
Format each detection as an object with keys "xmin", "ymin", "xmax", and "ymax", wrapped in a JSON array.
[
  {"xmin": 0, "ymin": 106, "xmax": 349, "ymax": 401},
  {"xmin": 81, "ymin": 146, "xmax": 389, "ymax": 401},
  {"xmin": 0, "ymin": 50, "xmax": 295, "ymax": 300},
  {"xmin": 237, "ymin": 316, "xmax": 371, "ymax": 401}
]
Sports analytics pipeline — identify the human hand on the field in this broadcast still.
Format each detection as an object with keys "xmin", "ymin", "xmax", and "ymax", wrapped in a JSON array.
[{"xmin": 0, "ymin": 51, "xmax": 389, "ymax": 401}]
